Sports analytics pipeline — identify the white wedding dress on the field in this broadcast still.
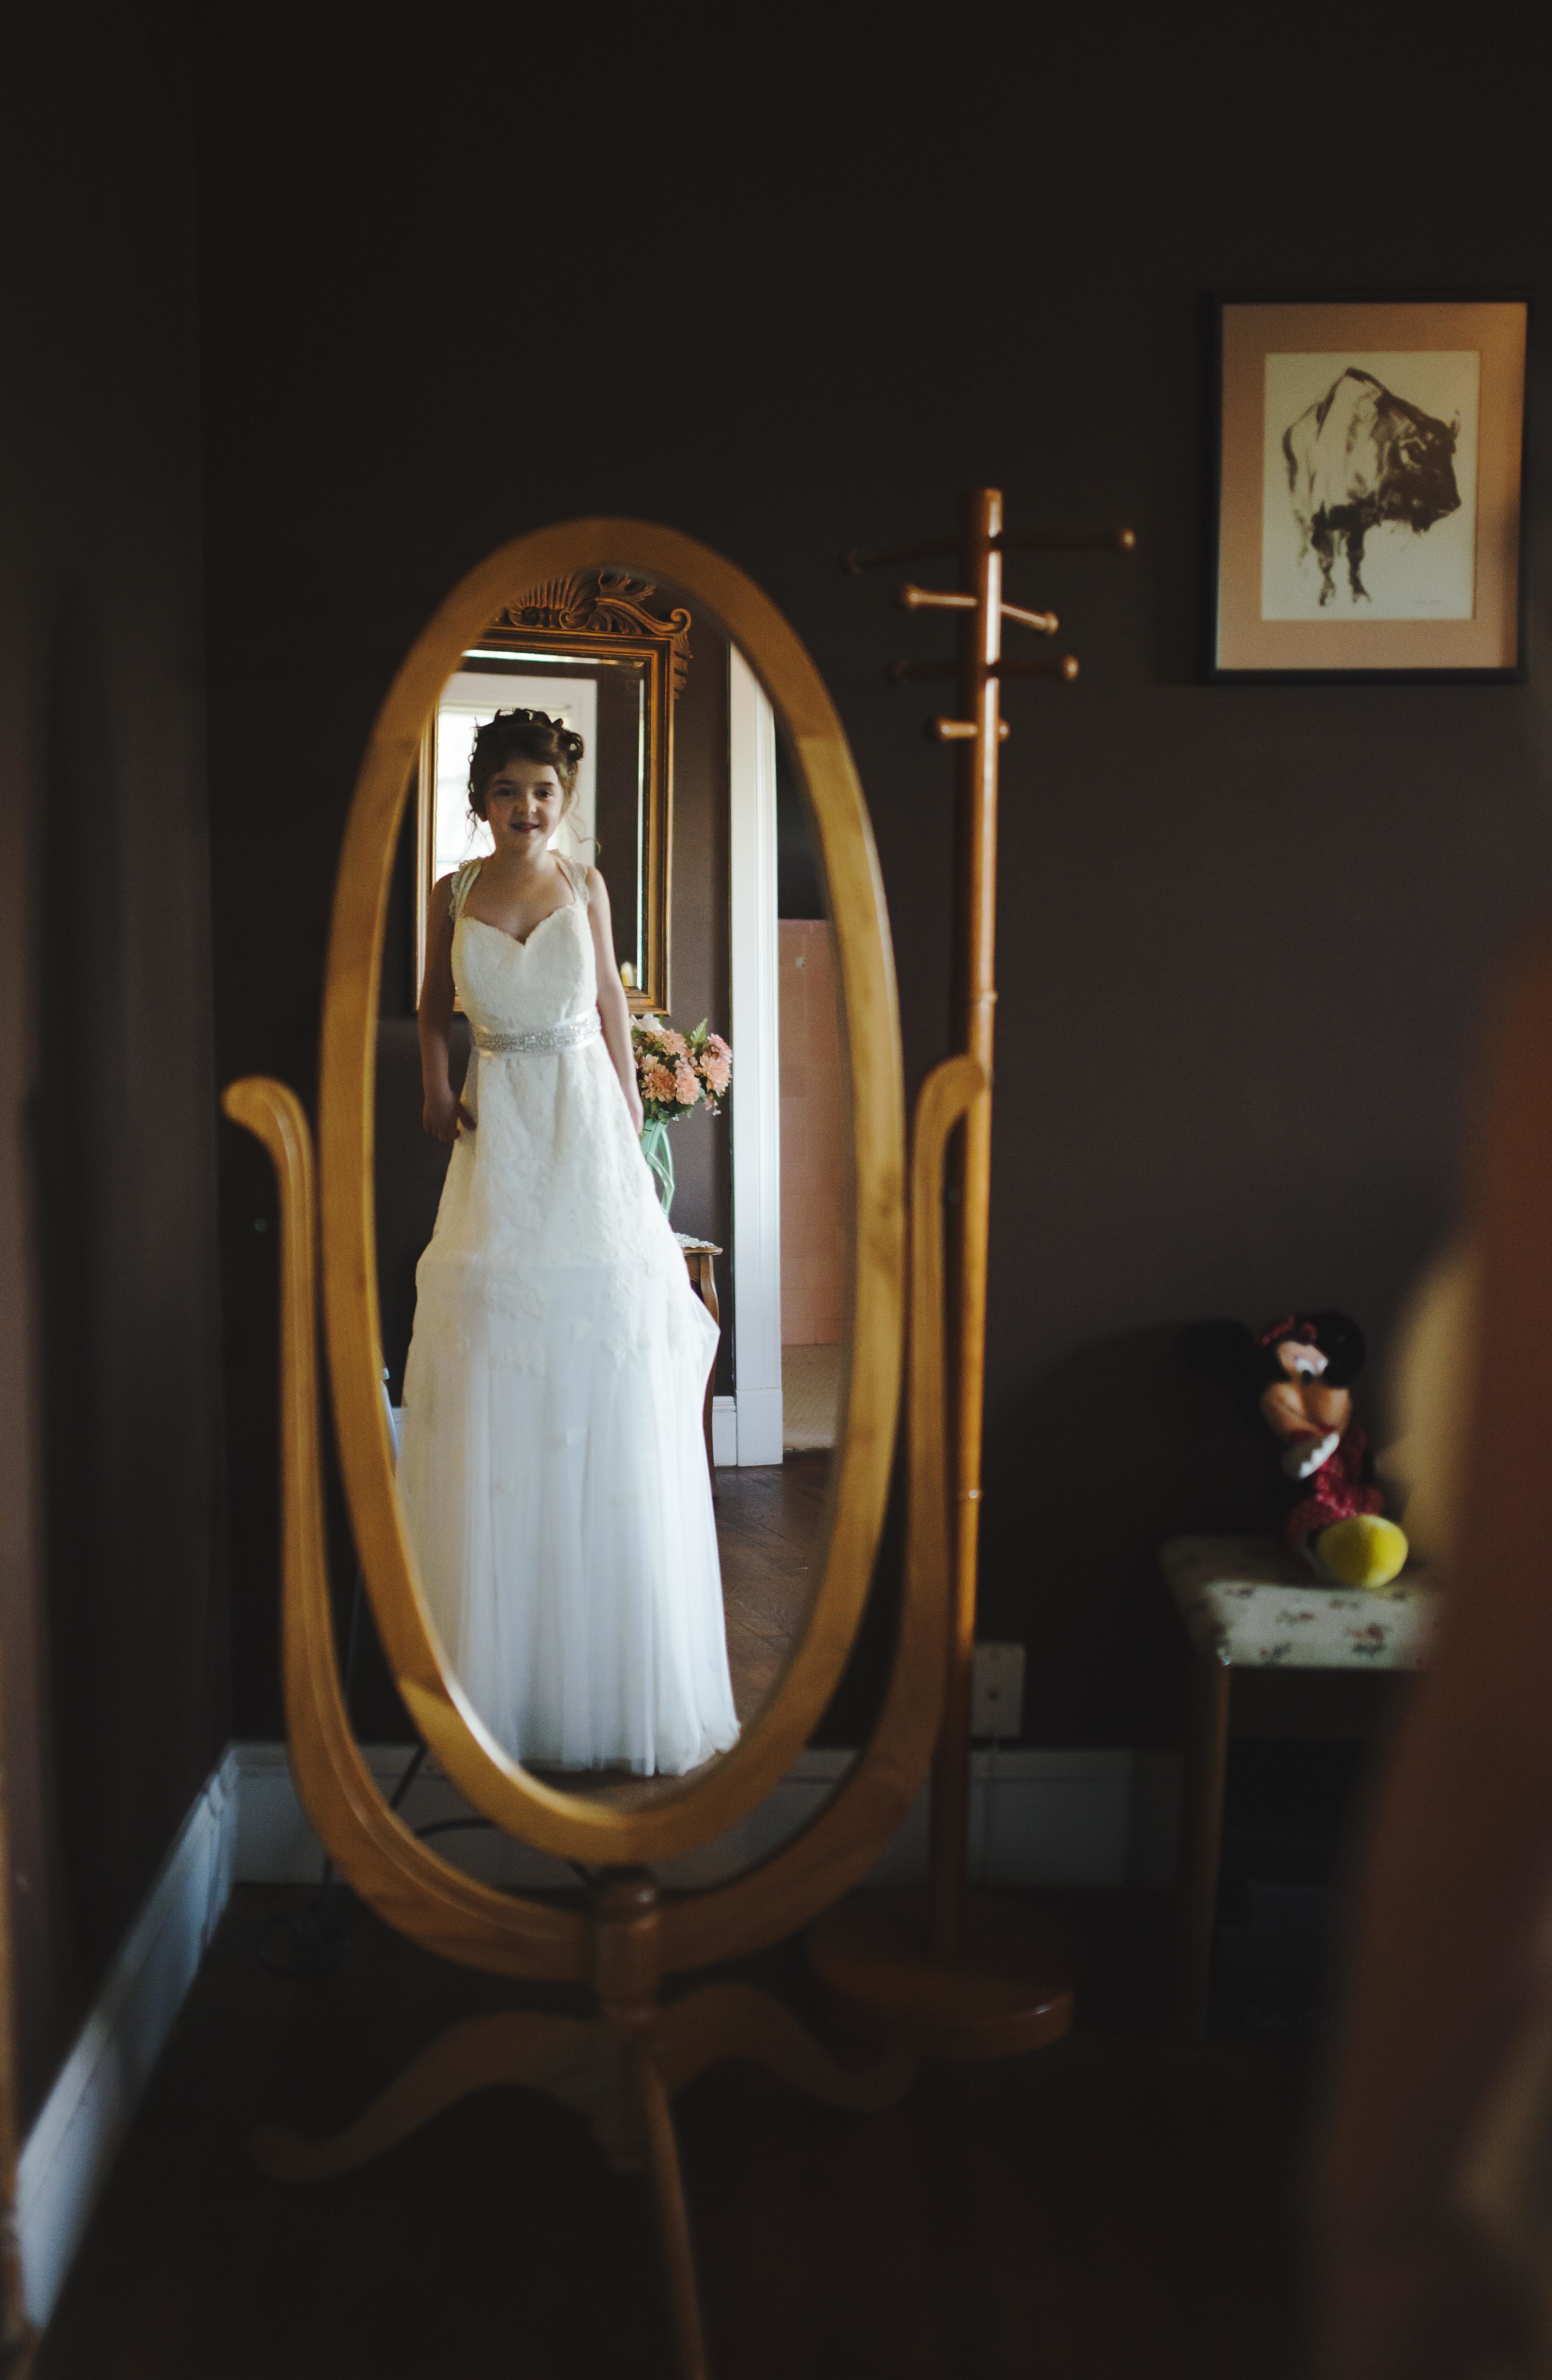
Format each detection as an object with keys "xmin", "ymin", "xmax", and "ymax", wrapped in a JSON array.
[{"xmin": 397, "ymin": 855, "xmax": 739, "ymax": 1775}]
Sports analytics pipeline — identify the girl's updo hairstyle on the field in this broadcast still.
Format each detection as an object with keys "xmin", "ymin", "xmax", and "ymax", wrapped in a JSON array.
[{"xmin": 468, "ymin": 708, "xmax": 585, "ymax": 819}]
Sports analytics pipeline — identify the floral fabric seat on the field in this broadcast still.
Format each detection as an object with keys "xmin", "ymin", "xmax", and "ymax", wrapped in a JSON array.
[{"xmin": 1160, "ymin": 1533, "xmax": 1438, "ymax": 1671}]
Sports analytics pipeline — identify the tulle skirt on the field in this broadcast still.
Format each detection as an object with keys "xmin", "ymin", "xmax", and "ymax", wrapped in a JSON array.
[{"xmin": 396, "ymin": 1247, "xmax": 738, "ymax": 1776}]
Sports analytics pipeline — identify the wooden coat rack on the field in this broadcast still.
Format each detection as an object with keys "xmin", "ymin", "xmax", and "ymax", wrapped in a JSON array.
[{"xmin": 810, "ymin": 489, "xmax": 1134, "ymax": 2056}]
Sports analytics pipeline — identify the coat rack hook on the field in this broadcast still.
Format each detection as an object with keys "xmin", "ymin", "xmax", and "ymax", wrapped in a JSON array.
[
  {"xmin": 898, "ymin": 582, "xmax": 976, "ymax": 612},
  {"xmin": 927, "ymin": 717, "xmax": 1011, "ymax": 744}
]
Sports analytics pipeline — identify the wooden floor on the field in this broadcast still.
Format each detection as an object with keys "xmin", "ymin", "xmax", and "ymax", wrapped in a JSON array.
[
  {"xmin": 35, "ymin": 1885, "xmax": 1312, "ymax": 2379},
  {"xmin": 716, "ymin": 1451, "xmax": 829, "ymax": 1724}
]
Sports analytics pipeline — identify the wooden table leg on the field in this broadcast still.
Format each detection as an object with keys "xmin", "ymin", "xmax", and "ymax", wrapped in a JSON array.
[
  {"xmin": 685, "ymin": 1251, "xmax": 720, "ymax": 1499},
  {"xmin": 1170, "ymin": 1652, "xmax": 1232, "ymax": 2043}
]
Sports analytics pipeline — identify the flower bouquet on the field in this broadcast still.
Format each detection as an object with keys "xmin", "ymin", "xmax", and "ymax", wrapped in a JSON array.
[{"xmin": 631, "ymin": 1014, "xmax": 731, "ymax": 1215}]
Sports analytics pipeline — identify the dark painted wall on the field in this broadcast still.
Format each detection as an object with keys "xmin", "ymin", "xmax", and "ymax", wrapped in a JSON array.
[
  {"xmin": 199, "ymin": 16, "xmax": 1552, "ymax": 1751},
  {"xmin": 0, "ymin": 8, "xmax": 225, "ymax": 2119}
]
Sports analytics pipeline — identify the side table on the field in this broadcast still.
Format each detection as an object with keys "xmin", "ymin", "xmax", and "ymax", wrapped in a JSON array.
[
  {"xmin": 1160, "ymin": 1533, "xmax": 1437, "ymax": 2041},
  {"xmin": 675, "ymin": 1234, "xmax": 722, "ymax": 1495}
]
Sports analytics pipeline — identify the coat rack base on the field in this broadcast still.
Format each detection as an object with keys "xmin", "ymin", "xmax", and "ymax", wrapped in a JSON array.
[{"xmin": 806, "ymin": 1885, "xmax": 1082, "ymax": 2061}]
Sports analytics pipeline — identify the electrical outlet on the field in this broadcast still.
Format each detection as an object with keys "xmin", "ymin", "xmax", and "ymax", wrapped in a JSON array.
[{"xmin": 971, "ymin": 1642, "xmax": 1025, "ymax": 1740}]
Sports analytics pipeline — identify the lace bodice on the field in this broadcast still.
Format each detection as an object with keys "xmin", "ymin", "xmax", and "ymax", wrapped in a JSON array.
[
  {"xmin": 451, "ymin": 856, "xmax": 595, "ymax": 1036},
  {"xmin": 428, "ymin": 853, "xmax": 666, "ymax": 1276}
]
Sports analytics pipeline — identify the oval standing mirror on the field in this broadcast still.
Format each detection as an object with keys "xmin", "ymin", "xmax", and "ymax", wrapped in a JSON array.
[{"xmin": 321, "ymin": 522, "xmax": 903, "ymax": 1868}]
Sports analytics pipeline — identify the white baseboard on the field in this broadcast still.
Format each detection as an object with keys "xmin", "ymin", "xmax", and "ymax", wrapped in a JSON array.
[
  {"xmin": 730, "ymin": 1383, "xmax": 784, "ymax": 1466},
  {"xmin": 653, "ymin": 1748, "xmax": 1161, "ymax": 1891},
  {"xmin": 17, "ymin": 1747, "xmax": 240, "ymax": 2329},
  {"xmin": 871, "ymin": 1748, "xmax": 1179, "ymax": 1893},
  {"xmin": 229, "ymin": 1740, "xmax": 1182, "ymax": 1894},
  {"xmin": 231, "ymin": 1742, "xmax": 582, "ymax": 1895},
  {"xmin": 17, "ymin": 1734, "xmax": 1182, "ymax": 2331},
  {"xmin": 709, "ymin": 1388, "xmax": 788, "ymax": 1468}
]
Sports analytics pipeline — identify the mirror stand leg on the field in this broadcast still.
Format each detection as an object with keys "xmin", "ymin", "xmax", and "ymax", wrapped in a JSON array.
[
  {"xmin": 588, "ymin": 1872, "xmax": 714, "ymax": 2376},
  {"xmin": 654, "ymin": 1980, "xmax": 915, "ymax": 2111},
  {"xmin": 248, "ymin": 2008, "xmax": 603, "ymax": 2184},
  {"xmin": 617, "ymin": 1975, "xmax": 914, "ymax": 2380},
  {"xmin": 630, "ymin": 2033, "xmax": 710, "ymax": 2380}
]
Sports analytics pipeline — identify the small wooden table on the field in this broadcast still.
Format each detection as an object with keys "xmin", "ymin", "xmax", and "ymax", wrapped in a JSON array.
[
  {"xmin": 675, "ymin": 1235, "xmax": 722, "ymax": 1494},
  {"xmin": 1160, "ymin": 1533, "xmax": 1437, "ymax": 2040}
]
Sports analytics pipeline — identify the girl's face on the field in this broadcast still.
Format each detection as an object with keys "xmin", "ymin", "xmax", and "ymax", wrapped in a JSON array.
[{"xmin": 480, "ymin": 758, "xmax": 567, "ymax": 854}]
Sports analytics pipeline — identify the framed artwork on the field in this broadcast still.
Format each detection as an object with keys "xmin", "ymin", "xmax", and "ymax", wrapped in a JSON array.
[{"xmin": 1207, "ymin": 292, "xmax": 1529, "ymax": 681}]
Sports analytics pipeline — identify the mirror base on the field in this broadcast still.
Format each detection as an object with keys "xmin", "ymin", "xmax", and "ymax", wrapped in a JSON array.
[{"xmin": 248, "ymin": 1868, "xmax": 915, "ymax": 2380}]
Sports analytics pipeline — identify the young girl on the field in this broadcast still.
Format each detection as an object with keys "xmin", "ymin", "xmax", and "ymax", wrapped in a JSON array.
[{"xmin": 396, "ymin": 708, "xmax": 739, "ymax": 1776}]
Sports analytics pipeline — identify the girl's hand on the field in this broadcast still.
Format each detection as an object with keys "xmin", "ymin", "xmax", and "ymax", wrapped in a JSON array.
[
  {"xmin": 627, "ymin": 1090, "xmax": 645, "ymax": 1137},
  {"xmin": 423, "ymin": 1088, "xmax": 475, "ymax": 1143}
]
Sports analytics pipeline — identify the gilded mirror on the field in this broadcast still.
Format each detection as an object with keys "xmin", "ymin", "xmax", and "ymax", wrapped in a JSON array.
[
  {"xmin": 412, "ymin": 569, "xmax": 688, "ymax": 1012},
  {"xmin": 323, "ymin": 519, "xmax": 903, "ymax": 1870}
]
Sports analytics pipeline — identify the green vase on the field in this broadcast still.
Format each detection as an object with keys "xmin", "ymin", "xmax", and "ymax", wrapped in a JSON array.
[{"xmin": 640, "ymin": 1116, "xmax": 675, "ymax": 1216}]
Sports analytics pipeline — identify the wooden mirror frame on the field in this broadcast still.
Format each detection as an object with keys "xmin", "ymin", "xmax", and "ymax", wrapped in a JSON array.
[
  {"xmin": 412, "ymin": 568, "xmax": 690, "ymax": 1013},
  {"xmin": 320, "ymin": 520, "xmax": 905, "ymax": 1868},
  {"xmin": 221, "ymin": 1044, "xmax": 973, "ymax": 1984}
]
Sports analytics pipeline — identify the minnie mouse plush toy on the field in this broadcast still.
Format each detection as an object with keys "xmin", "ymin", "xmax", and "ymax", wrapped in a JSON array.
[{"xmin": 1186, "ymin": 1311, "xmax": 1410, "ymax": 1592}]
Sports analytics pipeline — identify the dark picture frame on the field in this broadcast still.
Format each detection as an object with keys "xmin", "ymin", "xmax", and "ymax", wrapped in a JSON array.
[{"xmin": 1206, "ymin": 291, "xmax": 1529, "ymax": 683}]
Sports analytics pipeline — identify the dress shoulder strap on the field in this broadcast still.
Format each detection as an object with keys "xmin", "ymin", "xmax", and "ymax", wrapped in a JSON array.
[
  {"xmin": 558, "ymin": 855, "xmax": 591, "ymax": 909},
  {"xmin": 448, "ymin": 857, "xmax": 484, "ymax": 924}
]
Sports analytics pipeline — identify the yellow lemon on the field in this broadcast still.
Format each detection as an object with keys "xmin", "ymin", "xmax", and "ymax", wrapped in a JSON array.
[{"xmin": 1314, "ymin": 1515, "xmax": 1409, "ymax": 1592}]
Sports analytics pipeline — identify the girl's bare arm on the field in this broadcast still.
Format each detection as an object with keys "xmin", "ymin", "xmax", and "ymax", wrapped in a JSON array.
[
  {"xmin": 419, "ymin": 877, "xmax": 475, "ymax": 1143},
  {"xmin": 586, "ymin": 870, "xmax": 644, "ymax": 1134}
]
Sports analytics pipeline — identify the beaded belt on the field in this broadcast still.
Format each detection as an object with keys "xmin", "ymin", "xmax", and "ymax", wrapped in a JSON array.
[{"xmin": 471, "ymin": 1012, "xmax": 600, "ymax": 1057}]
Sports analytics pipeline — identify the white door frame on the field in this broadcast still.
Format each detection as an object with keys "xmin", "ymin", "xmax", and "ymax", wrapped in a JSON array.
[{"xmin": 723, "ymin": 647, "xmax": 783, "ymax": 1464}]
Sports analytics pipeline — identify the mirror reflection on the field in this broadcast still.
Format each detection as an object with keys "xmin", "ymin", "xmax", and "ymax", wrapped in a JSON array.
[
  {"xmin": 412, "ymin": 568, "xmax": 689, "ymax": 1011},
  {"xmin": 375, "ymin": 576, "xmax": 843, "ymax": 1803}
]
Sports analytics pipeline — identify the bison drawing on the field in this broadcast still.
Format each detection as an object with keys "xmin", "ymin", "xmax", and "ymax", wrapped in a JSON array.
[{"xmin": 1282, "ymin": 367, "xmax": 1460, "ymax": 607}]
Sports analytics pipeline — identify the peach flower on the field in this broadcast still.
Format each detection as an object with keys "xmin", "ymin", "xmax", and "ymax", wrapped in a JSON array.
[
  {"xmin": 673, "ymin": 1059, "xmax": 699, "ymax": 1106},
  {"xmin": 644, "ymin": 1061, "xmax": 675, "ymax": 1103}
]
